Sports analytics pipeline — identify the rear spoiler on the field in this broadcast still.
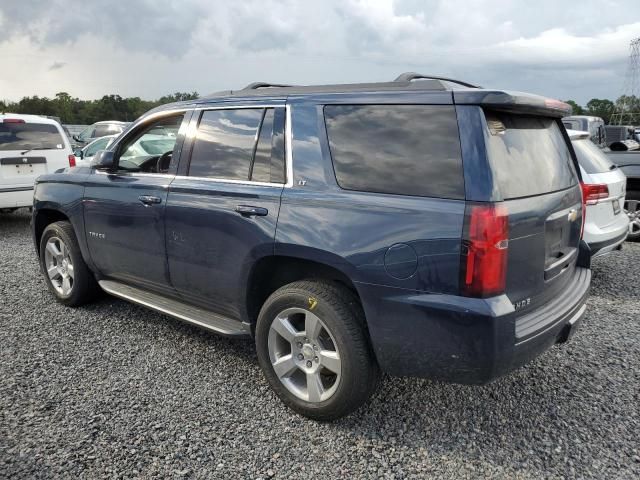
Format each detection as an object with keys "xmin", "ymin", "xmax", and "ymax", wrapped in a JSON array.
[{"xmin": 453, "ymin": 90, "xmax": 571, "ymax": 118}]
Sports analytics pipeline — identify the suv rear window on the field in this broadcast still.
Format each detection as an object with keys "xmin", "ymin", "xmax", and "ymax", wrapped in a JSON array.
[
  {"xmin": 0, "ymin": 122, "xmax": 65, "ymax": 151},
  {"xmin": 324, "ymin": 105, "xmax": 464, "ymax": 199},
  {"xmin": 572, "ymin": 138, "xmax": 614, "ymax": 174},
  {"xmin": 484, "ymin": 112, "xmax": 577, "ymax": 199}
]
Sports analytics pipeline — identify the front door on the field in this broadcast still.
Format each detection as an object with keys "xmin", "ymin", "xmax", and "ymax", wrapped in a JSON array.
[
  {"xmin": 165, "ymin": 105, "xmax": 286, "ymax": 320},
  {"xmin": 83, "ymin": 112, "xmax": 190, "ymax": 295}
]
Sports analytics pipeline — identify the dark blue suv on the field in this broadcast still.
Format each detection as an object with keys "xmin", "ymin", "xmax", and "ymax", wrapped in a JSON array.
[{"xmin": 32, "ymin": 73, "xmax": 591, "ymax": 420}]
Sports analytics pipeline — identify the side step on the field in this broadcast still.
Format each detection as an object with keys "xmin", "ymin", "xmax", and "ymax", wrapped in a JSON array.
[{"xmin": 98, "ymin": 280, "xmax": 251, "ymax": 337}]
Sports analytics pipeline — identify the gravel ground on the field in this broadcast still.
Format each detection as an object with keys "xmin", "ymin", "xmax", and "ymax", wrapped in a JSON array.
[{"xmin": 1, "ymin": 209, "xmax": 639, "ymax": 479}]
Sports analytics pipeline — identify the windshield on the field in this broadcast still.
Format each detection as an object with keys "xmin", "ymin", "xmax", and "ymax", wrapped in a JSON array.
[
  {"xmin": 572, "ymin": 138, "xmax": 615, "ymax": 174},
  {"xmin": 0, "ymin": 122, "xmax": 65, "ymax": 151}
]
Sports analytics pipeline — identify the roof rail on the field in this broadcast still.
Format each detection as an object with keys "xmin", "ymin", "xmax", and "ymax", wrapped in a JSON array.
[
  {"xmin": 394, "ymin": 72, "xmax": 480, "ymax": 89},
  {"xmin": 241, "ymin": 82, "xmax": 294, "ymax": 91}
]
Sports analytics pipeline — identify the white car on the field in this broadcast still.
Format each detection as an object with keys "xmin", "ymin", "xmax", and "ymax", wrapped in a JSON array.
[
  {"xmin": 74, "ymin": 134, "xmax": 117, "ymax": 164},
  {"xmin": 0, "ymin": 114, "xmax": 75, "ymax": 211},
  {"xmin": 568, "ymin": 130, "xmax": 629, "ymax": 256}
]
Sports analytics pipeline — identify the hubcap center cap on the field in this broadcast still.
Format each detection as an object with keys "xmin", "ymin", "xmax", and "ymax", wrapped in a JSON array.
[{"xmin": 302, "ymin": 344, "xmax": 314, "ymax": 359}]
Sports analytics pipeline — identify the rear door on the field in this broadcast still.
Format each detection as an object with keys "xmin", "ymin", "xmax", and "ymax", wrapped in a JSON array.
[
  {"xmin": 165, "ymin": 104, "xmax": 286, "ymax": 321},
  {"xmin": 482, "ymin": 111, "xmax": 583, "ymax": 312},
  {"xmin": 0, "ymin": 119, "xmax": 70, "ymax": 192}
]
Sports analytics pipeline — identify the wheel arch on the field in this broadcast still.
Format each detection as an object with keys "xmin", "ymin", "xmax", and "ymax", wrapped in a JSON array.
[{"xmin": 33, "ymin": 208, "xmax": 71, "ymax": 257}]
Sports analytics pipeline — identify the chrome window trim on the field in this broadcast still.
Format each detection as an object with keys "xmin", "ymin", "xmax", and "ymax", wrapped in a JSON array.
[{"xmin": 104, "ymin": 103, "xmax": 294, "ymax": 188}]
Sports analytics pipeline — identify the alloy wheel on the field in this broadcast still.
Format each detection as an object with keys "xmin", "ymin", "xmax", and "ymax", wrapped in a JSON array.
[
  {"xmin": 44, "ymin": 236, "xmax": 74, "ymax": 296},
  {"xmin": 625, "ymin": 199, "xmax": 640, "ymax": 237},
  {"xmin": 267, "ymin": 307, "xmax": 341, "ymax": 403}
]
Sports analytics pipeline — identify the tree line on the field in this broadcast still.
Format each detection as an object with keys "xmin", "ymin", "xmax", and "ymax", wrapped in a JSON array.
[
  {"xmin": 565, "ymin": 95, "xmax": 640, "ymax": 124},
  {"xmin": 0, "ymin": 92, "xmax": 200, "ymax": 125}
]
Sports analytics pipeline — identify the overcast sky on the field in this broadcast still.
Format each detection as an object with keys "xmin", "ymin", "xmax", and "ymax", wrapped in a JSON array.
[{"xmin": 0, "ymin": 0, "xmax": 639, "ymax": 104}]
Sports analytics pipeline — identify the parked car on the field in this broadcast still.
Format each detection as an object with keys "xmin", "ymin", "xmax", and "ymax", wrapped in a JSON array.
[
  {"xmin": 567, "ymin": 130, "xmax": 629, "ymax": 255},
  {"xmin": 604, "ymin": 125, "xmax": 636, "ymax": 146},
  {"xmin": 605, "ymin": 149, "xmax": 640, "ymax": 241},
  {"xmin": 562, "ymin": 115, "xmax": 606, "ymax": 148},
  {"xmin": 0, "ymin": 114, "xmax": 75, "ymax": 212},
  {"xmin": 72, "ymin": 121, "xmax": 128, "ymax": 147},
  {"xmin": 32, "ymin": 74, "xmax": 591, "ymax": 420},
  {"xmin": 74, "ymin": 135, "xmax": 116, "ymax": 163}
]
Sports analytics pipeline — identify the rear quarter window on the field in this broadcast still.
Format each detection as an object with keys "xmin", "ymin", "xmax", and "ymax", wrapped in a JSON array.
[
  {"xmin": 484, "ymin": 112, "xmax": 577, "ymax": 199},
  {"xmin": 0, "ymin": 122, "xmax": 65, "ymax": 151},
  {"xmin": 323, "ymin": 105, "xmax": 464, "ymax": 199}
]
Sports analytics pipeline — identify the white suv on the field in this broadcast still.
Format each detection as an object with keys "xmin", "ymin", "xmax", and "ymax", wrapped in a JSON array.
[
  {"xmin": 568, "ymin": 130, "xmax": 629, "ymax": 256},
  {"xmin": 0, "ymin": 114, "xmax": 74, "ymax": 211}
]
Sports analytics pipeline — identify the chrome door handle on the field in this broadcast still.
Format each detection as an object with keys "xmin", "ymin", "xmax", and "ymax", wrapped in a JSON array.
[
  {"xmin": 138, "ymin": 195, "xmax": 161, "ymax": 205},
  {"xmin": 235, "ymin": 205, "xmax": 268, "ymax": 217}
]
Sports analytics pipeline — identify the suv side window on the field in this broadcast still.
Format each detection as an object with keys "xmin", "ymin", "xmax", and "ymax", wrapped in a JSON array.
[
  {"xmin": 188, "ymin": 107, "xmax": 286, "ymax": 183},
  {"xmin": 115, "ymin": 114, "xmax": 184, "ymax": 173},
  {"xmin": 324, "ymin": 105, "xmax": 464, "ymax": 199}
]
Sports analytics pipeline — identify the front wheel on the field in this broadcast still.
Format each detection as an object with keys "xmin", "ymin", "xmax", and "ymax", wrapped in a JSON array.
[
  {"xmin": 39, "ymin": 221, "xmax": 100, "ymax": 306},
  {"xmin": 625, "ymin": 190, "xmax": 640, "ymax": 242},
  {"xmin": 255, "ymin": 280, "xmax": 380, "ymax": 421}
]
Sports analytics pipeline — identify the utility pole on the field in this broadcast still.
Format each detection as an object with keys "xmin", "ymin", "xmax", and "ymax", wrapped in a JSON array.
[{"xmin": 610, "ymin": 37, "xmax": 640, "ymax": 126}]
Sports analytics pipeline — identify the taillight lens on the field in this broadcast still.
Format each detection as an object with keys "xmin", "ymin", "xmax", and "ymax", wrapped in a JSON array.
[
  {"xmin": 68, "ymin": 154, "xmax": 76, "ymax": 167},
  {"xmin": 580, "ymin": 182, "xmax": 608, "ymax": 205},
  {"xmin": 461, "ymin": 203, "xmax": 509, "ymax": 297}
]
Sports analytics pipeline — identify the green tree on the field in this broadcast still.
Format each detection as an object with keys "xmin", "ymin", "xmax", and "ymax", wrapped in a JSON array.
[
  {"xmin": 585, "ymin": 98, "xmax": 616, "ymax": 123},
  {"xmin": 565, "ymin": 100, "xmax": 584, "ymax": 115}
]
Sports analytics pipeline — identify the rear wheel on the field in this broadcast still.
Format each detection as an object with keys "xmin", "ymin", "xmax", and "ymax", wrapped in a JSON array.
[
  {"xmin": 39, "ymin": 221, "xmax": 100, "ymax": 306},
  {"xmin": 255, "ymin": 280, "xmax": 379, "ymax": 421},
  {"xmin": 625, "ymin": 190, "xmax": 640, "ymax": 242}
]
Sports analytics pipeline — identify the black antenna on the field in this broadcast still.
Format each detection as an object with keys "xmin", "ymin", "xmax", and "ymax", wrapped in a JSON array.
[{"xmin": 394, "ymin": 72, "xmax": 480, "ymax": 88}]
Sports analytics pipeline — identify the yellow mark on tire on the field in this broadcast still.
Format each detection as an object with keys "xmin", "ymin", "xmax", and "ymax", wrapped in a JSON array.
[{"xmin": 308, "ymin": 297, "xmax": 318, "ymax": 310}]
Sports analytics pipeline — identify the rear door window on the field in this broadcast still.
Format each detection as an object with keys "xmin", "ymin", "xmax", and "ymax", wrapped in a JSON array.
[
  {"xmin": 323, "ymin": 105, "xmax": 464, "ymax": 199},
  {"xmin": 188, "ymin": 107, "xmax": 286, "ymax": 183},
  {"xmin": 572, "ymin": 138, "xmax": 614, "ymax": 174},
  {"xmin": 484, "ymin": 112, "xmax": 577, "ymax": 199},
  {"xmin": 0, "ymin": 122, "xmax": 65, "ymax": 151}
]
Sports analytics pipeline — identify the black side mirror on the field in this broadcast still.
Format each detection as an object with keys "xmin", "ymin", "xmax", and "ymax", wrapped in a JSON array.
[
  {"xmin": 72, "ymin": 134, "xmax": 80, "ymax": 142},
  {"xmin": 73, "ymin": 149, "xmax": 84, "ymax": 159},
  {"xmin": 91, "ymin": 150, "xmax": 115, "ymax": 170}
]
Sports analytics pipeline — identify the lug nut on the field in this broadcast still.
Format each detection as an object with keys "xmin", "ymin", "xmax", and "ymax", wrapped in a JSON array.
[
  {"xmin": 314, "ymin": 356, "xmax": 319, "ymax": 362},
  {"xmin": 298, "ymin": 354, "xmax": 304, "ymax": 360},
  {"xmin": 296, "ymin": 342, "xmax": 303, "ymax": 348},
  {"xmin": 313, "ymin": 345, "xmax": 318, "ymax": 351},
  {"xmin": 306, "ymin": 360, "xmax": 312, "ymax": 368},
  {"xmin": 304, "ymin": 337, "xmax": 309, "ymax": 343}
]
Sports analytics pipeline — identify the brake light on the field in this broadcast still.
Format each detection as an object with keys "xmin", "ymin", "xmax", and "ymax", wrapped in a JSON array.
[
  {"xmin": 580, "ymin": 182, "xmax": 608, "ymax": 205},
  {"xmin": 68, "ymin": 154, "xmax": 76, "ymax": 167},
  {"xmin": 2, "ymin": 118, "xmax": 26, "ymax": 123},
  {"xmin": 461, "ymin": 203, "xmax": 509, "ymax": 297}
]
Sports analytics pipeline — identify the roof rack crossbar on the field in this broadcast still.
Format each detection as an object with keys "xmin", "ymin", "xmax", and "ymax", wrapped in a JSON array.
[
  {"xmin": 241, "ymin": 82, "xmax": 294, "ymax": 91},
  {"xmin": 394, "ymin": 72, "xmax": 480, "ymax": 89}
]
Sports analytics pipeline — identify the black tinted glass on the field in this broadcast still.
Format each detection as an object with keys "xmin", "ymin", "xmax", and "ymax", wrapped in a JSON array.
[
  {"xmin": 485, "ymin": 112, "xmax": 577, "ymax": 199},
  {"xmin": 250, "ymin": 109, "xmax": 275, "ymax": 183},
  {"xmin": 572, "ymin": 138, "xmax": 614, "ymax": 174},
  {"xmin": 324, "ymin": 105, "xmax": 464, "ymax": 199},
  {"xmin": 189, "ymin": 109, "xmax": 263, "ymax": 180},
  {"xmin": 0, "ymin": 122, "xmax": 64, "ymax": 151}
]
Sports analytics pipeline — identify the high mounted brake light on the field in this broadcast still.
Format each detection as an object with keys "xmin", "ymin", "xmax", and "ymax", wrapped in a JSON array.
[
  {"xmin": 2, "ymin": 118, "xmax": 26, "ymax": 123},
  {"xmin": 461, "ymin": 203, "xmax": 509, "ymax": 298}
]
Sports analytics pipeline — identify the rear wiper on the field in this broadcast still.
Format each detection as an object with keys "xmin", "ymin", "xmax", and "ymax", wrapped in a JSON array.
[{"xmin": 20, "ymin": 148, "xmax": 33, "ymax": 155}]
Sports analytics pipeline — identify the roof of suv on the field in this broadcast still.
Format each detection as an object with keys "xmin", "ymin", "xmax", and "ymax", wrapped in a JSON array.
[
  {"xmin": 146, "ymin": 72, "xmax": 572, "ymax": 119},
  {"xmin": 0, "ymin": 113, "xmax": 64, "ymax": 126}
]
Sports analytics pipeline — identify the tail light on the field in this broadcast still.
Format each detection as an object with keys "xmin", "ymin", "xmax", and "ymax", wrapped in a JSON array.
[
  {"xmin": 68, "ymin": 154, "xmax": 76, "ymax": 167},
  {"xmin": 580, "ymin": 182, "xmax": 608, "ymax": 205},
  {"xmin": 461, "ymin": 203, "xmax": 509, "ymax": 297}
]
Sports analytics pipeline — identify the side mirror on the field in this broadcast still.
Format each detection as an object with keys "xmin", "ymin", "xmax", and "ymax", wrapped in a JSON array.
[
  {"xmin": 73, "ymin": 149, "xmax": 84, "ymax": 159},
  {"xmin": 90, "ymin": 150, "xmax": 115, "ymax": 170},
  {"xmin": 73, "ymin": 134, "xmax": 80, "ymax": 142}
]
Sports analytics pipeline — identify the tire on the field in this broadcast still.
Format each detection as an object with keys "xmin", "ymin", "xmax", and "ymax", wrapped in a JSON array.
[
  {"xmin": 625, "ymin": 190, "xmax": 640, "ymax": 242},
  {"xmin": 255, "ymin": 280, "xmax": 380, "ymax": 421},
  {"xmin": 39, "ymin": 221, "xmax": 100, "ymax": 306}
]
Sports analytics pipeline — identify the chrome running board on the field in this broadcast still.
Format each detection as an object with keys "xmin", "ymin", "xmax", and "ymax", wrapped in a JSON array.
[{"xmin": 99, "ymin": 280, "xmax": 250, "ymax": 337}]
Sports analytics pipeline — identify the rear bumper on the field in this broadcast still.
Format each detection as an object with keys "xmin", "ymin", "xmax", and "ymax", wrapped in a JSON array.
[
  {"xmin": 588, "ymin": 230, "xmax": 628, "ymax": 257},
  {"xmin": 0, "ymin": 187, "xmax": 34, "ymax": 209},
  {"xmin": 357, "ymin": 266, "xmax": 591, "ymax": 383}
]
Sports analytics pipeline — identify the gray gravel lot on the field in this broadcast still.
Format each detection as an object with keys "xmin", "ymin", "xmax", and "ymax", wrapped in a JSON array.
[{"xmin": 1, "ymin": 209, "xmax": 639, "ymax": 479}]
